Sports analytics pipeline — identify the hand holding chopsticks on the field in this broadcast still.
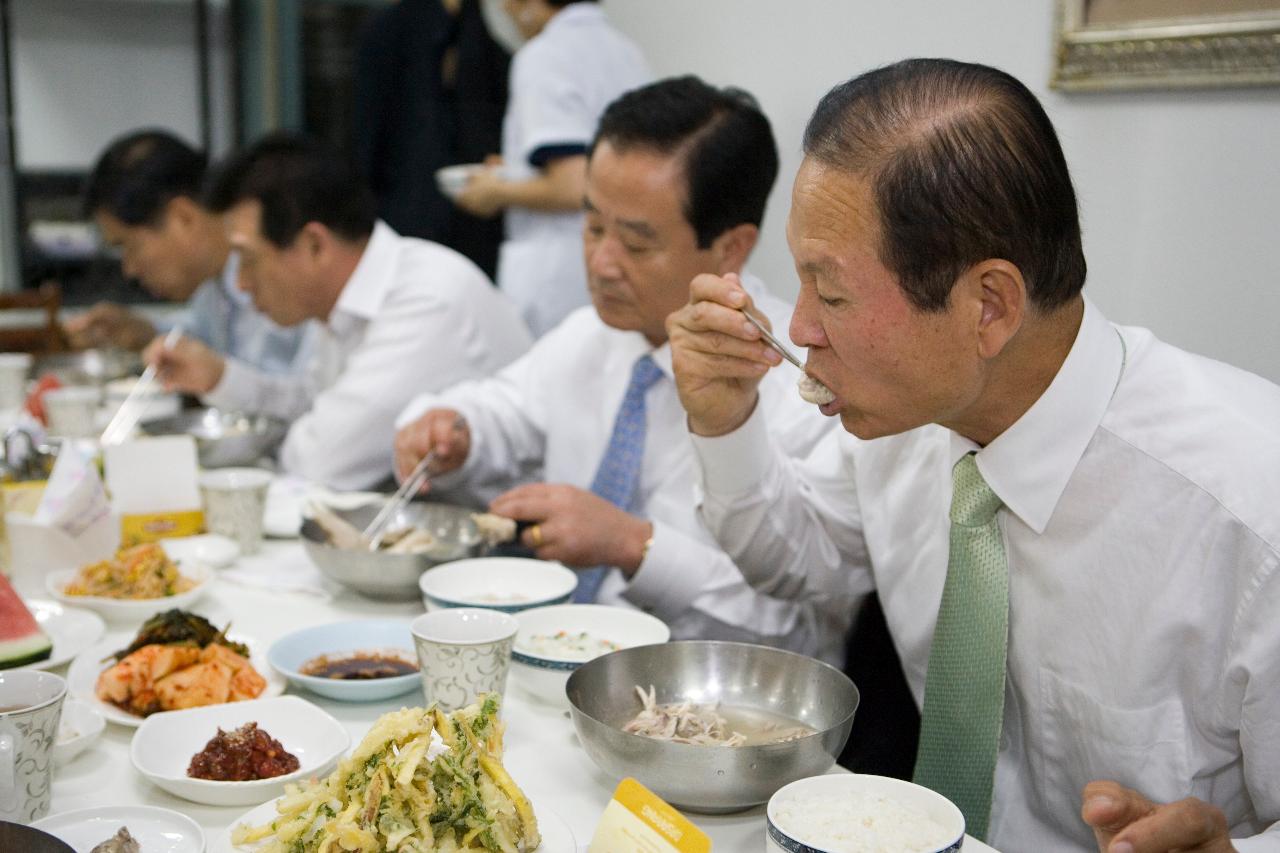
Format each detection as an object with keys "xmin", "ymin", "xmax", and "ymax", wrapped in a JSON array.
[{"xmin": 100, "ymin": 325, "xmax": 183, "ymax": 446}]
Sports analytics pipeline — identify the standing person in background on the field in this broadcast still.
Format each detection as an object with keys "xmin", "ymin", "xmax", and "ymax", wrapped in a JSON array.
[
  {"xmin": 148, "ymin": 133, "xmax": 532, "ymax": 490},
  {"xmin": 69, "ymin": 130, "xmax": 311, "ymax": 375},
  {"xmin": 353, "ymin": 0, "xmax": 510, "ymax": 279},
  {"xmin": 452, "ymin": 0, "xmax": 650, "ymax": 336}
]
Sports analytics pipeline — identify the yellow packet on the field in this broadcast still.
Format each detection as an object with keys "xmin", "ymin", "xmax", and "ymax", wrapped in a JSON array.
[{"xmin": 589, "ymin": 778, "xmax": 711, "ymax": 853}]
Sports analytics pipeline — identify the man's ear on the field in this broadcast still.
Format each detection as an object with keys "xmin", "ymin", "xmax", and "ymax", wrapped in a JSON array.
[
  {"xmin": 164, "ymin": 196, "xmax": 201, "ymax": 233},
  {"xmin": 711, "ymin": 223, "xmax": 759, "ymax": 276},
  {"xmin": 958, "ymin": 258, "xmax": 1026, "ymax": 360},
  {"xmin": 298, "ymin": 222, "xmax": 330, "ymax": 261}
]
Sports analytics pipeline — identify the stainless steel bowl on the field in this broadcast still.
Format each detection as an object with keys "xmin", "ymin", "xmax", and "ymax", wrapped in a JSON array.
[
  {"xmin": 140, "ymin": 408, "xmax": 288, "ymax": 468},
  {"xmin": 300, "ymin": 501, "xmax": 484, "ymax": 600},
  {"xmin": 566, "ymin": 640, "xmax": 858, "ymax": 813},
  {"xmin": 31, "ymin": 347, "xmax": 141, "ymax": 386}
]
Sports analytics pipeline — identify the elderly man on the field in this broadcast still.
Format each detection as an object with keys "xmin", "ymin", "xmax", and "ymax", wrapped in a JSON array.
[
  {"xmin": 150, "ymin": 133, "xmax": 531, "ymax": 490},
  {"xmin": 394, "ymin": 77, "xmax": 842, "ymax": 661},
  {"xmin": 71, "ymin": 130, "xmax": 309, "ymax": 373},
  {"xmin": 669, "ymin": 60, "xmax": 1280, "ymax": 851}
]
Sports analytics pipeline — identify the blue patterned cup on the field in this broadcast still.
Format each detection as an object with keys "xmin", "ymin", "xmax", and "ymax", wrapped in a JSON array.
[
  {"xmin": 0, "ymin": 670, "xmax": 67, "ymax": 823},
  {"xmin": 410, "ymin": 609, "xmax": 518, "ymax": 712}
]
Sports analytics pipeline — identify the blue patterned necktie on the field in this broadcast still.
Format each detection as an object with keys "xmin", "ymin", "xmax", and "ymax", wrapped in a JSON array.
[{"xmin": 575, "ymin": 354, "xmax": 665, "ymax": 602}]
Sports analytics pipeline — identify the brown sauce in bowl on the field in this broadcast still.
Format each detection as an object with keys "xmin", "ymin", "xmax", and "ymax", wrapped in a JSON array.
[{"xmin": 300, "ymin": 651, "xmax": 418, "ymax": 680}]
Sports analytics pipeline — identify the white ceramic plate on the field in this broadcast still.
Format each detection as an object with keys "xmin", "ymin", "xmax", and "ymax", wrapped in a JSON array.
[
  {"xmin": 20, "ymin": 600, "xmax": 105, "ymax": 671},
  {"xmin": 217, "ymin": 795, "xmax": 575, "ymax": 853},
  {"xmin": 131, "ymin": 695, "xmax": 350, "ymax": 807},
  {"xmin": 33, "ymin": 804, "xmax": 205, "ymax": 853},
  {"xmin": 53, "ymin": 698, "xmax": 106, "ymax": 765},
  {"xmin": 46, "ymin": 561, "xmax": 214, "ymax": 623},
  {"xmin": 161, "ymin": 534, "xmax": 240, "ymax": 569},
  {"xmin": 66, "ymin": 632, "xmax": 285, "ymax": 728}
]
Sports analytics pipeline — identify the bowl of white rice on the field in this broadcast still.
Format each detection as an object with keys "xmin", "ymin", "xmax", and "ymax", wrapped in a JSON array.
[{"xmin": 766, "ymin": 774, "xmax": 965, "ymax": 853}]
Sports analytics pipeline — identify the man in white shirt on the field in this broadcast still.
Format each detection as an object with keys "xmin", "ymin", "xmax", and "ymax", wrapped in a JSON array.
[
  {"xmin": 453, "ymin": 0, "xmax": 650, "ymax": 336},
  {"xmin": 669, "ymin": 60, "xmax": 1279, "ymax": 851},
  {"xmin": 394, "ymin": 78, "xmax": 842, "ymax": 661},
  {"xmin": 150, "ymin": 133, "xmax": 532, "ymax": 490},
  {"xmin": 71, "ymin": 130, "xmax": 309, "ymax": 374}
]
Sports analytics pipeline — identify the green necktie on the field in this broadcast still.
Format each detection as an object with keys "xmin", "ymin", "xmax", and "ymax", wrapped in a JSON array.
[{"xmin": 913, "ymin": 452, "xmax": 1009, "ymax": 842}]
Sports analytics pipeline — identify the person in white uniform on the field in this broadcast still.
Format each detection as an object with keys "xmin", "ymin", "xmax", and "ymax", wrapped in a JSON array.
[
  {"xmin": 73, "ymin": 130, "xmax": 309, "ymax": 374},
  {"xmin": 668, "ymin": 60, "xmax": 1280, "ymax": 852},
  {"xmin": 452, "ymin": 0, "xmax": 650, "ymax": 337},
  {"xmin": 394, "ymin": 78, "xmax": 844, "ymax": 662},
  {"xmin": 148, "ymin": 133, "xmax": 532, "ymax": 491}
]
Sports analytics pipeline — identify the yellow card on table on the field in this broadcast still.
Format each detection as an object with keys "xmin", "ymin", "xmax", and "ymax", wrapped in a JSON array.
[{"xmin": 589, "ymin": 778, "xmax": 711, "ymax": 853}]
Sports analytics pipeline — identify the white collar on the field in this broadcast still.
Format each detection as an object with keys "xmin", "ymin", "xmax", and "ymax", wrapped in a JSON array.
[
  {"xmin": 330, "ymin": 221, "xmax": 397, "ymax": 329},
  {"xmin": 949, "ymin": 297, "xmax": 1124, "ymax": 533}
]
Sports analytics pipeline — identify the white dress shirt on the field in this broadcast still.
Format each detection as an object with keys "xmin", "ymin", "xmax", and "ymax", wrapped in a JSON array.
[
  {"xmin": 396, "ymin": 276, "xmax": 845, "ymax": 662},
  {"xmin": 183, "ymin": 252, "xmax": 314, "ymax": 376},
  {"xmin": 692, "ymin": 298, "xmax": 1280, "ymax": 852},
  {"xmin": 206, "ymin": 222, "xmax": 533, "ymax": 490},
  {"xmin": 497, "ymin": 3, "xmax": 650, "ymax": 336}
]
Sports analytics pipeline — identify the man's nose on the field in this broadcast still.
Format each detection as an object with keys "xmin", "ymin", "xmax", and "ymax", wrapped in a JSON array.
[
  {"xmin": 586, "ymin": 236, "xmax": 622, "ymax": 280},
  {"xmin": 790, "ymin": 290, "xmax": 828, "ymax": 350}
]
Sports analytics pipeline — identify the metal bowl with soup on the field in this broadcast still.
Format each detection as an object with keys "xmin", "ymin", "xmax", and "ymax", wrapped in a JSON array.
[{"xmin": 567, "ymin": 640, "xmax": 858, "ymax": 814}]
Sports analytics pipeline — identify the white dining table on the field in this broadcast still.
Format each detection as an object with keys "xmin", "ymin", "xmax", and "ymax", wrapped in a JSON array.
[{"xmin": 44, "ymin": 537, "xmax": 998, "ymax": 853}]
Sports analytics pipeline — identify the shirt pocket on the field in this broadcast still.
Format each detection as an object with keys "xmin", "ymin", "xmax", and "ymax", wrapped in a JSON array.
[{"xmin": 1036, "ymin": 668, "xmax": 1192, "ymax": 816}]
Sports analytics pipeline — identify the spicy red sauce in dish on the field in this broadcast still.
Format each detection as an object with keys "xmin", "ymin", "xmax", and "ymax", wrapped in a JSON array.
[{"xmin": 186, "ymin": 721, "xmax": 300, "ymax": 781}]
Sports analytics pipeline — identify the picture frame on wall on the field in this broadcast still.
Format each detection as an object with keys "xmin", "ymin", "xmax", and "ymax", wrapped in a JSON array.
[{"xmin": 1051, "ymin": 0, "xmax": 1280, "ymax": 91}]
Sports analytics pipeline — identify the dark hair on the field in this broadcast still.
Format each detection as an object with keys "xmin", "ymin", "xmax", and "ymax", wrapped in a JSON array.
[
  {"xmin": 203, "ymin": 132, "xmax": 375, "ymax": 247},
  {"xmin": 803, "ymin": 58, "xmax": 1086, "ymax": 312},
  {"xmin": 83, "ymin": 130, "xmax": 206, "ymax": 225},
  {"xmin": 590, "ymin": 75, "xmax": 779, "ymax": 250},
  {"xmin": 547, "ymin": 0, "xmax": 597, "ymax": 7}
]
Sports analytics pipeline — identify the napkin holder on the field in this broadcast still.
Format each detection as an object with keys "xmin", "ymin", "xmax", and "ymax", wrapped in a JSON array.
[{"xmin": 104, "ymin": 435, "xmax": 204, "ymax": 546}]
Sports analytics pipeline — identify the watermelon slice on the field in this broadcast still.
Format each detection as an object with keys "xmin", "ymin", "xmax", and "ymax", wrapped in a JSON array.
[{"xmin": 0, "ymin": 573, "xmax": 53, "ymax": 669}]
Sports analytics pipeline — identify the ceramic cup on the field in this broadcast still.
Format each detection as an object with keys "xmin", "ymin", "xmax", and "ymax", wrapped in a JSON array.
[
  {"xmin": 410, "ymin": 608, "xmax": 518, "ymax": 712},
  {"xmin": 0, "ymin": 353, "xmax": 32, "ymax": 411},
  {"xmin": 199, "ymin": 467, "xmax": 272, "ymax": 555},
  {"xmin": 0, "ymin": 670, "xmax": 67, "ymax": 824},
  {"xmin": 42, "ymin": 387, "xmax": 99, "ymax": 438}
]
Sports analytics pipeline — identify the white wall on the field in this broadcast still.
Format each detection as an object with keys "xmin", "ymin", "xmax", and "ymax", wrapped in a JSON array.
[
  {"xmin": 607, "ymin": 1, "xmax": 1280, "ymax": 383},
  {"xmin": 10, "ymin": 0, "xmax": 233, "ymax": 170}
]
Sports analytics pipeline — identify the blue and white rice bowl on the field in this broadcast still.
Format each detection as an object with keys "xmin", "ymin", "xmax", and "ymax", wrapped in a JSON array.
[
  {"xmin": 267, "ymin": 619, "xmax": 420, "ymax": 702},
  {"xmin": 766, "ymin": 774, "xmax": 965, "ymax": 853},
  {"xmin": 511, "ymin": 603, "xmax": 669, "ymax": 706},
  {"xmin": 417, "ymin": 557, "xmax": 578, "ymax": 613}
]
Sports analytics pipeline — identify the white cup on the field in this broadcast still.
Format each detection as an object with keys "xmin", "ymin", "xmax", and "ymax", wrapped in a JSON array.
[
  {"xmin": 410, "ymin": 608, "xmax": 518, "ymax": 712},
  {"xmin": 199, "ymin": 467, "xmax": 272, "ymax": 555},
  {"xmin": 0, "ymin": 353, "xmax": 31, "ymax": 411},
  {"xmin": 43, "ymin": 386, "xmax": 100, "ymax": 438},
  {"xmin": 0, "ymin": 670, "xmax": 67, "ymax": 823}
]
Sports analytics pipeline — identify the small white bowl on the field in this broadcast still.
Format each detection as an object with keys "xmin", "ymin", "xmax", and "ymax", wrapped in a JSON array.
[
  {"xmin": 268, "ymin": 619, "xmax": 420, "ymax": 702},
  {"xmin": 46, "ymin": 560, "xmax": 213, "ymax": 623},
  {"xmin": 511, "ymin": 604, "xmax": 669, "ymax": 707},
  {"xmin": 766, "ymin": 774, "xmax": 965, "ymax": 853},
  {"xmin": 130, "ymin": 694, "xmax": 350, "ymax": 807},
  {"xmin": 418, "ymin": 557, "xmax": 577, "ymax": 613},
  {"xmin": 434, "ymin": 163, "xmax": 481, "ymax": 198},
  {"xmin": 34, "ymin": 804, "xmax": 204, "ymax": 853},
  {"xmin": 160, "ymin": 533, "xmax": 240, "ymax": 568},
  {"xmin": 53, "ymin": 698, "xmax": 105, "ymax": 766}
]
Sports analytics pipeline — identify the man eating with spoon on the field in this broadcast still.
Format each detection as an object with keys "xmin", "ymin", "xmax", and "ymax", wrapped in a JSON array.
[{"xmin": 393, "ymin": 76, "xmax": 844, "ymax": 662}]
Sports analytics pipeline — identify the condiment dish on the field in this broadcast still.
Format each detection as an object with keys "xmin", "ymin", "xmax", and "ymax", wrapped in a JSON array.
[
  {"xmin": 52, "ymin": 698, "xmax": 105, "ymax": 766},
  {"xmin": 418, "ymin": 556, "xmax": 577, "ymax": 613},
  {"xmin": 511, "ymin": 604, "xmax": 669, "ymax": 707},
  {"xmin": 130, "ymin": 695, "xmax": 350, "ymax": 807},
  {"xmin": 268, "ymin": 619, "xmax": 420, "ymax": 702},
  {"xmin": 33, "ymin": 804, "xmax": 204, "ymax": 853}
]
